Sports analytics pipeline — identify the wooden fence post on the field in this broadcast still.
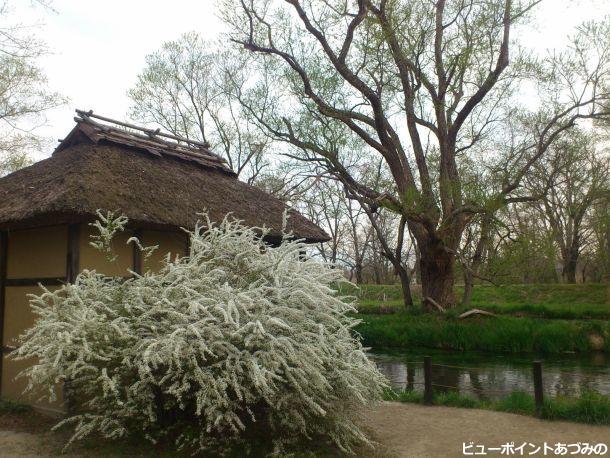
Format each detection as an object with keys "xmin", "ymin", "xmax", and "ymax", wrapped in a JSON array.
[
  {"xmin": 424, "ymin": 356, "xmax": 433, "ymax": 405},
  {"xmin": 533, "ymin": 361, "xmax": 543, "ymax": 417}
]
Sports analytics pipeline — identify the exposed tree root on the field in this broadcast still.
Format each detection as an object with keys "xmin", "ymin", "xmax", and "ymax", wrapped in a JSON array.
[
  {"xmin": 423, "ymin": 296, "xmax": 446, "ymax": 313},
  {"xmin": 458, "ymin": 308, "xmax": 497, "ymax": 319},
  {"xmin": 422, "ymin": 297, "xmax": 497, "ymax": 319}
]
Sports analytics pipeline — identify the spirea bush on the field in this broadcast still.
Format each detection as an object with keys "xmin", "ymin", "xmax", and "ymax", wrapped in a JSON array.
[{"xmin": 14, "ymin": 214, "xmax": 385, "ymax": 454}]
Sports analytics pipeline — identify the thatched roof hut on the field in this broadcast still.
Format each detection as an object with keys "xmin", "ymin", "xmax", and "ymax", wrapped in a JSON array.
[
  {"xmin": 0, "ymin": 110, "xmax": 328, "ymax": 243},
  {"xmin": 0, "ymin": 111, "xmax": 328, "ymax": 413}
]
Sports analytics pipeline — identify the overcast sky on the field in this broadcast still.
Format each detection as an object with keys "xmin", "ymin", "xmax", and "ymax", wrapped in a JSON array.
[{"xmin": 12, "ymin": 0, "xmax": 610, "ymax": 159}]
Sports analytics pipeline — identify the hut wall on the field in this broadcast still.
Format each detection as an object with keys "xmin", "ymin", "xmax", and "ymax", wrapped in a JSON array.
[
  {"xmin": 7, "ymin": 226, "xmax": 67, "ymax": 278},
  {"xmin": 79, "ymin": 225, "xmax": 133, "ymax": 276},
  {"xmin": 1, "ymin": 226, "xmax": 67, "ymax": 413},
  {"xmin": 142, "ymin": 230, "xmax": 188, "ymax": 272},
  {"xmin": 0, "ymin": 223, "xmax": 188, "ymax": 413}
]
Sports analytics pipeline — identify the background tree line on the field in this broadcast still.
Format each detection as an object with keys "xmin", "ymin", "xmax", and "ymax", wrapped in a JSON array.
[{"xmin": 0, "ymin": 0, "xmax": 63, "ymax": 176}]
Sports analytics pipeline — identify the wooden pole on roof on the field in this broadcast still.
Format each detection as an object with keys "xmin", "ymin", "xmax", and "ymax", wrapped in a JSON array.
[{"xmin": 75, "ymin": 109, "xmax": 212, "ymax": 150}]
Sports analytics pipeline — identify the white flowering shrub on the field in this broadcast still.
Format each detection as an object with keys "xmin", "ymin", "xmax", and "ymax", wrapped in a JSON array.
[{"xmin": 15, "ymin": 214, "xmax": 385, "ymax": 453}]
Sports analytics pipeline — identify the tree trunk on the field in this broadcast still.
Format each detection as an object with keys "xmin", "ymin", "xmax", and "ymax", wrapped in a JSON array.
[
  {"xmin": 373, "ymin": 263, "xmax": 382, "ymax": 285},
  {"xmin": 355, "ymin": 262, "xmax": 364, "ymax": 284},
  {"xmin": 461, "ymin": 215, "xmax": 491, "ymax": 307},
  {"xmin": 409, "ymin": 229, "xmax": 421, "ymax": 285},
  {"xmin": 462, "ymin": 270, "xmax": 474, "ymax": 308},
  {"xmin": 562, "ymin": 247, "xmax": 579, "ymax": 284},
  {"xmin": 396, "ymin": 263, "xmax": 414, "ymax": 308},
  {"xmin": 414, "ymin": 248, "xmax": 421, "ymax": 285},
  {"xmin": 419, "ymin": 240, "xmax": 457, "ymax": 309}
]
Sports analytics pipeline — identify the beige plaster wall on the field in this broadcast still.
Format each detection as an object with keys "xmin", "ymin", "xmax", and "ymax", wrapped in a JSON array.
[
  {"xmin": 142, "ymin": 230, "xmax": 187, "ymax": 273},
  {"xmin": 6, "ymin": 226, "xmax": 67, "ymax": 279},
  {"xmin": 79, "ymin": 225, "xmax": 133, "ymax": 276},
  {"xmin": 1, "ymin": 355, "xmax": 64, "ymax": 412},
  {"xmin": 2, "ymin": 286, "xmax": 55, "ymax": 348},
  {"xmin": 1, "ymin": 225, "xmax": 67, "ymax": 410},
  {"xmin": 1, "ymin": 224, "xmax": 188, "ymax": 412}
]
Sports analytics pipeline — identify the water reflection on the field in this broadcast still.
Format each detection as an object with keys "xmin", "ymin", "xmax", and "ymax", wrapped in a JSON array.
[{"xmin": 370, "ymin": 349, "xmax": 610, "ymax": 400}]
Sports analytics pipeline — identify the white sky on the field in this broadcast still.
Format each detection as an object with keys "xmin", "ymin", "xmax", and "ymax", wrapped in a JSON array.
[{"xmin": 10, "ymin": 0, "xmax": 610, "ymax": 160}]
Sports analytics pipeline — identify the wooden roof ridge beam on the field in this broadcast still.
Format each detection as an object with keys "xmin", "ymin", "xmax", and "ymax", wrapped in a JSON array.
[
  {"xmin": 97, "ymin": 129, "xmax": 226, "ymax": 165},
  {"xmin": 75, "ymin": 109, "xmax": 218, "ymax": 154},
  {"xmin": 75, "ymin": 112, "xmax": 229, "ymax": 165},
  {"xmin": 75, "ymin": 115, "xmax": 182, "ymax": 152}
]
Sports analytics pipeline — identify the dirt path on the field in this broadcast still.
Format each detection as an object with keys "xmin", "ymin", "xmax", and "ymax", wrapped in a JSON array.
[
  {"xmin": 0, "ymin": 430, "xmax": 64, "ymax": 458},
  {"xmin": 366, "ymin": 402, "xmax": 610, "ymax": 457},
  {"xmin": 0, "ymin": 403, "xmax": 608, "ymax": 457}
]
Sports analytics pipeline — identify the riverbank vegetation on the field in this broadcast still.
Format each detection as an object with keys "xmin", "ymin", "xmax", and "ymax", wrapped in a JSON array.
[
  {"xmin": 384, "ymin": 389, "xmax": 610, "ymax": 425},
  {"xmin": 348, "ymin": 283, "xmax": 609, "ymax": 320},
  {"xmin": 347, "ymin": 283, "xmax": 610, "ymax": 353},
  {"xmin": 355, "ymin": 313, "xmax": 609, "ymax": 353}
]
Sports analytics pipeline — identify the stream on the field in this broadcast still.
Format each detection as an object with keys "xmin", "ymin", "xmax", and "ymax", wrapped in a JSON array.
[{"xmin": 370, "ymin": 348, "xmax": 610, "ymax": 399}]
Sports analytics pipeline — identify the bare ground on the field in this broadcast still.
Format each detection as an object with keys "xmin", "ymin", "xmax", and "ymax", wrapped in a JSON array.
[
  {"xmin": 0, "ymin": 403, "xmax": 608, "ymax": 457},
  {"xmin": 365, "ymin": 402, "xmax": 610, "ymax": 457}
]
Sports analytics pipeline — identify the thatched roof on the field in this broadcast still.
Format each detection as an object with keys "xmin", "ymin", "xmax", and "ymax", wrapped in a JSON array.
[{"xmin": 0, "ymin": 111, "xmax": 329, "ymax": 243}]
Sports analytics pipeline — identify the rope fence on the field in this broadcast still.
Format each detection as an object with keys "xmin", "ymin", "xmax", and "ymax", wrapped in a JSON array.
[
  {"xmin": 386, "ymin": 356, "xmax": 610, "ymax": 414},
  {"xmin": 386, "ymin": 360, "xmax": 610, "ymax": 377},
  {"xmin": 556, "ymin": 369, "xmax": 610, "ymax": 377},
  {"xmin": 431, "ymin": 363, "xmax": 484, "ymax": 371}
]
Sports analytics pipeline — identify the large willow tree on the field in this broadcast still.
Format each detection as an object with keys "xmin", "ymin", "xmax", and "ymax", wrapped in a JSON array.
[{"xmin": 223, "ymin": 0, "xmax": 609, "ymax": 308}]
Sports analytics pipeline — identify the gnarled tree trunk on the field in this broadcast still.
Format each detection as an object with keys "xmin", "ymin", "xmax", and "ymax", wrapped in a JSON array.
[
  {"xmin": 419, "ymin": 239, "xmax": 457, "ymax": 310},
  {"xmin": 561, "ymin": 243, "xmax": 579, "ymax": 284}
]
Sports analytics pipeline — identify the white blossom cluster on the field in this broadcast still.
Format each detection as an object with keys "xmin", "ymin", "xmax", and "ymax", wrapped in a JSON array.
[
  {"xmin": 88, "ymin": 210, "xmax": 129, "ymax": 262},
  {"xmin": 15, "ymin": 214, "xmax": 386, "ymax": 453}
]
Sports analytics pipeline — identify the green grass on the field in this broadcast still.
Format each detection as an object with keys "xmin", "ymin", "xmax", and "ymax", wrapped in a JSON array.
[
  {"xmin": 347, "ymin": 282, "xmax": 610, "ymax": 353},
  {"xmin": 384, "ymin": 389, "xmax": 610, "ymax": 425},
  {"xmin": 0, "ymin": 399, "xmax": 32, "ymax": 414},
  {"xmin": 354, "ymin": 312, "xmax": 610, "ymax": 353},
  {"xmin": 344, "ymin": 283, "xmax": 610, "ymax": 320}
]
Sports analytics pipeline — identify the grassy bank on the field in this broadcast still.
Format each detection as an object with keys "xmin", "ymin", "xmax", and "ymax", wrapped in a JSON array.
[
  {"xmin": 384, "ymin": 389, "xmax": 610, "ymax": 425},
  {"xmin": 355, "ymin": 312, "xmax": 610, "ymax": 353},
  {"xmin": 345, "ymin": 283, "xmax": 610, "ymax": 320},
  {"xmin": 345, "ymin": 282, "xmax": 610, "ymax": 353}
]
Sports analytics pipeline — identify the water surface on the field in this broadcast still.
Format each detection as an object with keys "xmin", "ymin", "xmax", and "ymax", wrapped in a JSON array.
[{"xmin": 370, "ymin": 348, "xmax": 610, "ymax": 399}]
